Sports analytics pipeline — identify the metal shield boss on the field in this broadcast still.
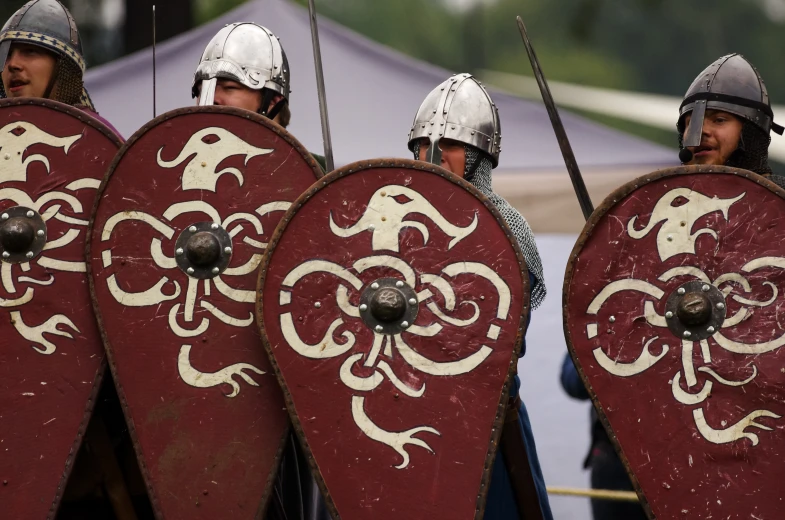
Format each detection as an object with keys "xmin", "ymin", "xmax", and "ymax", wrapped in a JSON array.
[
  {"xmin": 0, "ymin": 99, "xmax": 121, "ymax": 517},
  {"xmin": 87, "ymin": 107, "xmax": 322, "ymax": 519},
  {"xmin": 258, "ymin": 159, "xmax": 529, "ymax": 520},
  {"xmin": 564, "ymin": 166, "xmax": 785, "ymax": 520}
]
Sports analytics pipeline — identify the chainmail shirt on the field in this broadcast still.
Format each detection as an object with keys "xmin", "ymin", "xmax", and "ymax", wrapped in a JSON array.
[
  {"xmin": 415, "ymin": 145, "xmax": 546, "ymax": 309},
  {"xmin": 764, "ymin": 174, "xmax": 785, "ymax": 190}
]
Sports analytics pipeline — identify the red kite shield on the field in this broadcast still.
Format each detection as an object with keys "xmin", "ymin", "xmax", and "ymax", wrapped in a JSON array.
[
  {"xmin": 258, "ymin": 159, "xmax": 529, "ymax": 520},
  {"xmin": 564, "ymin": 166, "xmax": 785, "ymax": 520},
  {"xmin": 87, "ymin": 107, "xmax": 322, "ymax": 519},
  {"xmin": 0, "ymin": 99, "xmax": 121, "ymax": 518}
]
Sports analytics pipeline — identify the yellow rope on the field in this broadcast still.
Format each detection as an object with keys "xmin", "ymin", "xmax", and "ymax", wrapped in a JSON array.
[{"xmin": 547, "ymin": 486, "xmax": 640, "ymax": 502}]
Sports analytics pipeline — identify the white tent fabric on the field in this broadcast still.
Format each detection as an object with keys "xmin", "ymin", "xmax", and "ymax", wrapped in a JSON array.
[{"xmin": 85, "ymin": 0, "xmax": 674, "ymax": 174}]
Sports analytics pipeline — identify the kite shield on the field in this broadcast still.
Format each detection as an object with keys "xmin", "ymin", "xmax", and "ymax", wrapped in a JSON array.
[
  {"xmin": 258, "ymin": 159, "xmax": 529, "ymax": 520},
  {"xmin": 0, "ymin": 98, "xmax": 121, "ymax": 518},
  {"xmin": 564, "ymin": 165, "xmax": 785, "ymax": 520},
  {"xmin": 87, "ymin": 107, "xmax": 322, "ymax": 519}
]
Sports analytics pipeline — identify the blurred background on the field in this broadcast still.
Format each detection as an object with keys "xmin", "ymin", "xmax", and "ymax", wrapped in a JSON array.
[
  {"xmin": 15, "ymin": 0, "xmax": 784, "ymax": 234},
  {"xmin": 5, "ymin": 0, "xmax": 785, "ymax": 148},
  {"xmin": 7, "ymin": 1, "xmax": 780, "ymax": 518}
]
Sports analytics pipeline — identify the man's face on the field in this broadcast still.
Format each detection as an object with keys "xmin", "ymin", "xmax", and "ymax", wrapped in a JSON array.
[
  {"xmin": 197, "ymin": 78, "xmax": 284, "ymax": 121},
  {"xmin": 683, "ymin": 109, "xmax": 744, "ymax": 166},
  {"xmin": 1, "ymin": 43, "xmax": 57, "ymax": 99},
  {"xmin": 211, "ymin": 79, "xmax": 263, "ymax": 112},
  {"xmin": 417, "ymin": 138, "xmax": 466, "ymax": 178}
]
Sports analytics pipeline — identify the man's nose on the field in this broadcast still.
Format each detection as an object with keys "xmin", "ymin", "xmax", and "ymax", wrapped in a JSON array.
[{"xmin": 5, "ymin": 50, "xmax": 22, "ymax": 71}]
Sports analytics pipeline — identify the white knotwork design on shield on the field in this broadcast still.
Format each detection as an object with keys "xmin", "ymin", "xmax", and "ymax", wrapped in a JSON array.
[
  {"xmin": 588, "ymin": 188, "xmax": 784, "ymax": 446},
  {"xmin": 0, "ymin": 121, "xmax": 92, "ymax": 355},
  {"xmin": 100, "ymin": 127, "xmax": 282, "ymax": 397},
  {"xmin": 279, "ymin": 185, "xmax": 510, "ymax": 469}
]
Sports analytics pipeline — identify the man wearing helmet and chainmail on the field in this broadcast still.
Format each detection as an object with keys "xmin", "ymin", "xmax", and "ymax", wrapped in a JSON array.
[
  {"xmin": 0, "ymin": 0, "xmax": 119, "ymax": 135},
  {"xmin": 408, "ymin": 73, "xmax": 552, "ymax": 520},
  {"xmin": 678, "ymin": 53, "xmax": 785, "ymax": 188},
  {"xmin": 192, "ymin": 22, "xmax": 327, "ymax": 172}
]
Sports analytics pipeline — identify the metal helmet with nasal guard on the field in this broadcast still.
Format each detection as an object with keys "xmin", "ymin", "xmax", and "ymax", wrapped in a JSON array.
[
  {"xmin": 679, "ymin": 54, "xmax": 783, "ymax": 153},
  {"xmin": 0, "ymin": 0, "xmax": 93, "ymax": 108},
  {"xmin": 408, "ymin": 73, "xmax": 501, "ymax": 168},
  {"xmin": 192, "ymin": 22, "xmax": 290, "ymax": 117}
]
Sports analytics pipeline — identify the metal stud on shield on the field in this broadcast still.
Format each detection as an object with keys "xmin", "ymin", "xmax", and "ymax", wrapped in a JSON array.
[
  {"xmin": 0, "ymin": 99, "xmax": 122, "ymax": 518},
  {"xmin": 257, "ymin": 159, "xmax": 529, "ymax": 520},
  {"xmin": 87, "ymin": 106, "xmax": 322, "ymax": 520},
  {"xmin": 564, "ymin": 166, "xmax": 785, "ymax": 520}
]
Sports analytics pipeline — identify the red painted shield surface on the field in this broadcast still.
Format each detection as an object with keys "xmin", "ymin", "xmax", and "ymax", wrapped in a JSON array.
[
  {"xmin": 258, "ymin": 159, "xmax": 529, "ymax": 520},
  {"xmin": 87, "ymin": 107, "xmax": 322, "ymax": 519},
  {"xmin": 564, "ymin": 166, "xmax": 785, "ymax": 520},
  {"xmin": 0, "ymin": 99, "xmax": 121, "ymax": 518}
]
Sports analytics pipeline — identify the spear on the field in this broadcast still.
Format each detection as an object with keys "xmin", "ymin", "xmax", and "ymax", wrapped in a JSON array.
[
  {"xmin": 516, "ymin": 16, "xmax": 594, "ymax": 220},
  {"xmin": 308, "ymin": 0, "xmax": 335, "ymax": 171}
]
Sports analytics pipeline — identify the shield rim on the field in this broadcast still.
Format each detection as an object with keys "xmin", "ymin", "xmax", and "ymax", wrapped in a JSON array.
[
  {"xmin": 0, "ymin": 97, "xmax": 124, "ymax": 145},
  {"xmin": 255, "ymin": 158, "xmax": 531, "ymax": 520},
  {"xmin": 0, "ymin": 97, "xmax": 123, "ymax": 519},
  {"xmin": 561, "ymin": 165, "xmax": 785, "ymax": 520},
  {"xmin": 85, "ymin": 105, "xmax": 324, "ymax": 519}
]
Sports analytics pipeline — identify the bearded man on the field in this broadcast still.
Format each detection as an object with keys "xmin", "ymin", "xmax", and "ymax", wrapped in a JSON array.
[{"xmin": 678, "ymin": 53, "xmax": 784, "ymax": 187}]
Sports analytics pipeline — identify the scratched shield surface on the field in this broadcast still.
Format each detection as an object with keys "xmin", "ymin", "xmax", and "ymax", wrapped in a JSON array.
[
  {"xmin": 87, "ymin": 107, "xmax": 322, "ymax": 519},
  {"xmin": 0, "ymin": 99, "xmax": 121, "ymax": 518},
  {"xmin": 564, "ymin": 166, "xmax": 785, "ymax": 520},
  {"xmin": 258, "ymin": 159, "xmax": 529, "ymax": 520}
]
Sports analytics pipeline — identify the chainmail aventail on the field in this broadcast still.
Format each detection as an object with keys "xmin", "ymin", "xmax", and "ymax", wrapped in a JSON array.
[{"xmin": 415, "ymin": 145, "xmax": 547, "ymax": 309}]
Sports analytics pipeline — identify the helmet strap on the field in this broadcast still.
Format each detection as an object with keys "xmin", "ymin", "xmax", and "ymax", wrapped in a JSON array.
[
  {"xmin": 266, "ymin": 98, "xmax": 286, "ymax": 121},
  {"xmin": 259, "ymin": 89, "xmax": 287, "ymax": 121}
]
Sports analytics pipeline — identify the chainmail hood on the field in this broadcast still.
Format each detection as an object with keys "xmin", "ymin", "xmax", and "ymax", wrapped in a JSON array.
[{"xmin": 415, "ymin": 144, "xmax": 547, "ymax": 309}]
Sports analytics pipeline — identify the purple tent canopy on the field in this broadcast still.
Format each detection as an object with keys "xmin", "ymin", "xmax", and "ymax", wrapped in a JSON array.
[{"xmin": 86, "ymin": 0, "xmax": 675, "ymax": 171}]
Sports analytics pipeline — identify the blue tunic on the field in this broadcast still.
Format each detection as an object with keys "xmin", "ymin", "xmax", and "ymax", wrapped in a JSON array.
[
  {"xmin": 484, "ymin": 375, "xmax": 554, "ymax": 520},
  {"xmin": 484, "ymin": 273, "xmax": 553, "ymax": 520}
]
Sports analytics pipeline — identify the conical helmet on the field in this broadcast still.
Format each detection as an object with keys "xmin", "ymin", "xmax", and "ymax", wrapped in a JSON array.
[
  {"xmin": 679, "ymin": 53, "xmax": 782, "ymax": 148},
  {"xmin": 408, "ymin": 73, "xmax": 501, "ymax": 167},
  {"xmin": 192, "ymin": 22, "xmax": 290, "ymax": 107}
]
